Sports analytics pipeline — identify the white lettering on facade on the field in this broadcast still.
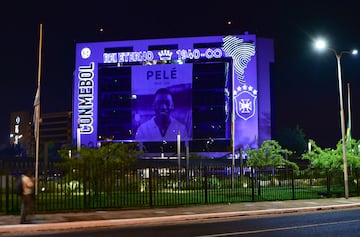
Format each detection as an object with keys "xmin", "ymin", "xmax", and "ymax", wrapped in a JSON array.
[
  {"xmin": 147, "ymin": 67, "xmax": 177, "ymax": 80},
  {"xmin": 103, "ymin": 48, "xmax": 225, "ymax": 64},
  {"xmin": 78, "ymin": 62, "xmax": 95, "ymax": 134},
  {"xmin": 103, "ymin": 51, "xmax": 154, "ymax": 63}
]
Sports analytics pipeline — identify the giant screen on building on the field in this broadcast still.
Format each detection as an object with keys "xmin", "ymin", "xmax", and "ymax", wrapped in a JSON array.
[{"xmin": 73, "ymin": 34, "xmax": 273, "ymax": 152}]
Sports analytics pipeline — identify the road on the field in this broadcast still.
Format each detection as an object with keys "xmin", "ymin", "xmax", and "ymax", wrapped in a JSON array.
[{"xmin": 9, "ymin": 208, "xmax": 360, "ymax": 237}]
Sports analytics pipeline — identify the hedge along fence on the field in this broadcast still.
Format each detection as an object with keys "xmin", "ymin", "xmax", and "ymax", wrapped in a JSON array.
[{"xmin": 1, "ymin": 158, "xmax": 360, "ymax": 214}]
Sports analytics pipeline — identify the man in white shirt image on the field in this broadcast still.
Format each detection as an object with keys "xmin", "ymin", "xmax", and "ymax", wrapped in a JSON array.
[{"xmin": 135, "ymin": 88, "xmax": 188, "ymax": 141}]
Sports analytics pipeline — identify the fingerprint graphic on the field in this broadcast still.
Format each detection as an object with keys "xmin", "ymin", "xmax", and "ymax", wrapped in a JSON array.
[{"xmin": 222, "ymin": 35, "xmax": 255, "ymax": 83}]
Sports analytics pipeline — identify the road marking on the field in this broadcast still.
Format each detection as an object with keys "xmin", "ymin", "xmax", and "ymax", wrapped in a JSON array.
[{"xmin": 196, "ymin": 219, "xmax": 360, "ymax": 237}]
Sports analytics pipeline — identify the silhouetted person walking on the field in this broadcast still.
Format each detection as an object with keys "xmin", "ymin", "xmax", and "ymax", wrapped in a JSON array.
[{"xmin": 20, "ymin": 170, "xmax": 35, "ymax": 224}]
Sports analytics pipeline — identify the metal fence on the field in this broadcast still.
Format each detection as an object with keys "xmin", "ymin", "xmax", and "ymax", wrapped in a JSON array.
[{"xmin": 1, "ymin": 158, "xmax": 359, "ymax": 214}]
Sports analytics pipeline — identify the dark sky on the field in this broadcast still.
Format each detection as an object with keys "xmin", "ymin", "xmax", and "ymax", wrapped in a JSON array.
[{"xmin": 1, "ymin": 1, "xmax": 359, "ymax": 148}]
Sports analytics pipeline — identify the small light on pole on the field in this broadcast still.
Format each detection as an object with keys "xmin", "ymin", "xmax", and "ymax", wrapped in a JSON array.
[
  {"xmin": 314, "ymin": 38, "xmax": 357, "ymax": 199},
  {"xmin": 177, "ymin": 131, "xmax": 181, "ymax": 191},
  {"xmin": 77, "ymin": 119, "xmax": 81, "ymax": 153}
]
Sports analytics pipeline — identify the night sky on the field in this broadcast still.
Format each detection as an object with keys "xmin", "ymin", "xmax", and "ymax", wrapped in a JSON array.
[{"xmin": 1, "ymin": 1, "xmax": 360, "ymax": 148}]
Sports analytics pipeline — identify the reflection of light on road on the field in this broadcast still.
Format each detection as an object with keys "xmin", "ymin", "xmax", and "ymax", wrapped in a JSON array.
[{"xmin": 196, "ymin": 219, "xmax": 360, "ymax": 237}]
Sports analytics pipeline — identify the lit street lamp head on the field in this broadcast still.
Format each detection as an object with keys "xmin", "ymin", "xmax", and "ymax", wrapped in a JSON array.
[
  {"xmin": 314, "ymin": 38, "xmax": 358, "ymax": 56},
  {"xmin": 314, "ymin": 38, "xmax": 327, "ymax": 50}
]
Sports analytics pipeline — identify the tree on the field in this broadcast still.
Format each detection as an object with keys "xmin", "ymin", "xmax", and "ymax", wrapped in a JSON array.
[
  {"xmin": 246, "ymin": 140, "xmax": 298, "ymax": 170},
  {"xmin": 58, "ymin": 142, "xmax": 142, "ymax": 167},
  {"xmin": 301, "ymin": 139, "xmax": 337, "ymax": 170},
  {"xmin": 344, "ymin": 138, "xmax": 360, "ymax": 170},
  {"xmin": 301, "ymin": 139, "xmax": 360, "ymax": 192},
  {"xmin": 57, "ymin": 142, "xmax": 143, "ymax": 195},
  {"xmin": 246, "ymin": 140, "xmax": 298, "ymax": 196},
  {"xmin": 302, "ymin": 139, "xmax": 360, "ymax": 171}
]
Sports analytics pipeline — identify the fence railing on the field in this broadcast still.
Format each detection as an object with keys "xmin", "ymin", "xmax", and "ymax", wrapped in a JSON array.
[{"xmin": 1, "ymin": 159, "xmax": 359, "ymax": 214}]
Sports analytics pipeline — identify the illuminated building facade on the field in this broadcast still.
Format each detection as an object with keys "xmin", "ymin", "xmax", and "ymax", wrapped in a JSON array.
[
  {"xmin": 9, "ymin": 112, "xmax": 32, "ymax": 156},
  {"xmin": 73, "ymin": 34, "xmax": 274, "ymax": 156},
  {"xmin": 8, "ymin": 111, "xmax": 72, "ymax": 158}
]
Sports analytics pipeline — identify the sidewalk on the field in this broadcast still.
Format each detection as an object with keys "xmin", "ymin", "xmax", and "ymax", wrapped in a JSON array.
[{"xmin": 1, "ymin": 197, "xmax": 360, "ymax": 235}]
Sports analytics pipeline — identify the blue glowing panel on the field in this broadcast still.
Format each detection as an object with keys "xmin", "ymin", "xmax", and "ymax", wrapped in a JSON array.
[
  {"xmin": 132, "ymin": 64, "xmax": 192, "ymax": 141},
  {"xmin": 224, "ymin": 36, "xmax": 258, "ymax": 148}
]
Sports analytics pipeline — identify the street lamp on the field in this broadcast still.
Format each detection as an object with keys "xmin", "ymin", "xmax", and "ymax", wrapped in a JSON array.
[{"xmin": 314, "ymin": 38, "xmax": 357, "ymax": 199}]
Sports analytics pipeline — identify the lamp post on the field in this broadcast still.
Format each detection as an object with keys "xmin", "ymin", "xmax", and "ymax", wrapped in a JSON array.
[{"xmin": 315, "ymin": 38, "xmax": 358, "ymax": 199}]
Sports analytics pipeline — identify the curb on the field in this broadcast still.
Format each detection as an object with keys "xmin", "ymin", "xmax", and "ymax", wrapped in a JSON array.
[{"xmin": 1, "ymin": 203, "xmax": 360, "ymax": 235}]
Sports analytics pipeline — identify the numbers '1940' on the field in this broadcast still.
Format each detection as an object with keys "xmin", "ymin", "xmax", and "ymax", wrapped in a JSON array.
[{"xmin": 176, "ymin": 48, "xmax": 223, "ymax": 60}]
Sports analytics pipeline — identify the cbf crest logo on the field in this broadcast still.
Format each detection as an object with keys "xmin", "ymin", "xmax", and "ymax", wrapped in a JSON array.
[{"xmin": 234, "ymin": 85, "xmax": 257, "ymax": 120}]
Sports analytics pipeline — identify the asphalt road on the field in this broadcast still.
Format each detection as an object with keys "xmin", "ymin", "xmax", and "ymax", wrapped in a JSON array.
[{"xmin": 9, "ymin": 208, "xmax": 360, "ymax": 237}]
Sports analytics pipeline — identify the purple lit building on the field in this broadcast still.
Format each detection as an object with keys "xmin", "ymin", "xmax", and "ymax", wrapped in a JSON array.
[{"xmin": 73, "ymin": 34, "xmax": 274, "ymax": 156}]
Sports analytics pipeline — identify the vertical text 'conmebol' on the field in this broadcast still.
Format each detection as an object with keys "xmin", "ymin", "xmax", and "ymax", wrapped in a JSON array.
[{"xmin": 78, "ymin": 62, "xmax": 94, "ymax": 134}]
